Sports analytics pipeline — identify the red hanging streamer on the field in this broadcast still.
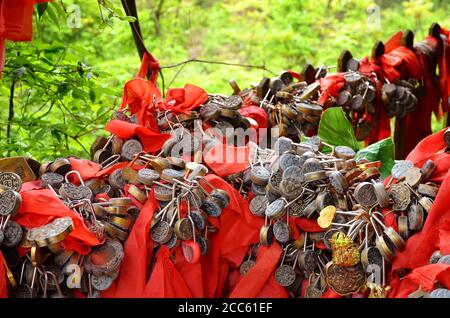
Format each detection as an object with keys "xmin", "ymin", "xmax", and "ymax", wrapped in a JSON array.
[
  {"xmin": 102, "ymin": 190, "xmax": 158, "ymax": 297},
  {"xmin": 0, "ymin": 1, "xmax": 50, "ymax": 73}
]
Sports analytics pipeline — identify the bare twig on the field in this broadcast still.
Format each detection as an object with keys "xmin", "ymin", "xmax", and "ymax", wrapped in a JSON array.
[
  {"xmin": 160, "ymin": 58, "xmax": 277, "ymax": 75},
  {"xmin": 167, "ymin": 62, "xmax": 187, "ymax": 88},
  {"xmin": 69, "ymin": 135, "xmax": 90, "ymax": 156}
]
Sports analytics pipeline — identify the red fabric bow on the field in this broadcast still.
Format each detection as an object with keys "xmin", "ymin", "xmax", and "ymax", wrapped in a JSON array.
[{"xmin": 157, "ymin": 84, "xmax": 208, "ymax": 115}]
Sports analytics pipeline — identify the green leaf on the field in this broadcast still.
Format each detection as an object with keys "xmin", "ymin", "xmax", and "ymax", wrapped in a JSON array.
[
  {"xmin": 355, "ymin": 138, "xmax": 395, "ymax": 178},
  {"xmin": 111, "ymin": 7, "xmax": 125, "ymax": 19},
  {"xmin": 72, "ymin": 88, "xmax": 89, "ymax": 101},
  {"xmin": 51, "ymin": 130, "xmax": 62, "ymax": 143},
  {"xmin": 124, "ymin": 16, "xmax": 137, "ymax": 23},
  {"xmin": 37, "ymin": 3, "xmax": 48, "ymax": 19},
  {"xmin": 89, "ymin": 88, "xmax": 96, "ymax": 103},
  {"xmin": 46, "ymin": 4, "xmax": 60, "ymax": 31},
  {"xmin": 34, "ymin": 128, "xmax": 47, "ymax": 141},
  {"xmin": 51, "ymin": 2, "xmax": 66, "ymax": 18},
  {"xmin": 14, "ymin": 56, "xmax": 27, "ymax": 67},
  {"xmin": 318, "ymin": 107, "xmax": 359, "ymax": 151}
]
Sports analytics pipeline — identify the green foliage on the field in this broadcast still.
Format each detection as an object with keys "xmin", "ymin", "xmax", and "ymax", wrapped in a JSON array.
[
  {"xmin": 1, "ymin": 0, "xmax": 450, "ymax": 160},
  {"xmin": 355, "ymin": 137, "xmax": 395, "ymax": 177},
  {"xmin": 318, "ymin": 107, "xmax": 360, "ymax": 151}
]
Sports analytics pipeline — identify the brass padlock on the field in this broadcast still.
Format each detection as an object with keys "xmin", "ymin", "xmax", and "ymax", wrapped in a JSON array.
[{"xmin": 0, "ymin": 157, "xmax": 40, "ymax": 182}]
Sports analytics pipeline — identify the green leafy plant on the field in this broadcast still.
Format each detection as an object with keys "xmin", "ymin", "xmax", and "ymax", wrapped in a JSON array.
[{"xmin": 318, "ymin": 107, "xmax": 360, "ymax": 151}]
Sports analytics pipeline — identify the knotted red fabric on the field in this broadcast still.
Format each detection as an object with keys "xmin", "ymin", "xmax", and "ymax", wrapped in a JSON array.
[
  {"xmin": 318, "ymin": 74, "xmax": 345, "ymax": 105},
  {"xmin": 371, "ymin": 33, "xmax": 426, "ymax": 158},
  {"xmin": 68, "ymin": 158, "xmax": 101, "ymax": 182},
  {"xmin": 239, "ymin": 105, "xmax": 268, "ymax": 130},
  {"xmin": 15, "ymin": 188, "xmax": 101, "ymax": 255},
  {"xmin": 157, "ymin": 84, "xmax": 208, "ymax": 115},
  {"xmin": 111, "ymin": 52, "xmax": 171, "ymax": 152},
  {"xmin": 119, "ymin": 52, "xmax": 161, "ymax": 129}
]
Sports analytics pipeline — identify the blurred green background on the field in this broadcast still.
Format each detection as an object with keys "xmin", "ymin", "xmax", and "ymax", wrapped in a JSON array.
[{"xmin": 1, "ymin": 0, "xmax": 449, "ymax": 161}]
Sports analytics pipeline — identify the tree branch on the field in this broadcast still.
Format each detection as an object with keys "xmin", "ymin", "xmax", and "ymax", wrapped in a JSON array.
[{"xmin": 160, "ymin": 58, "xmax": 277, "ymax": 75}]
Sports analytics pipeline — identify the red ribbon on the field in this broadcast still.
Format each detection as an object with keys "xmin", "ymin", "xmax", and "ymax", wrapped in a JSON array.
[
  {"xmin": 157, "ymin": 84, "xmax": 208, "ymax": 115},
  {"xmin": 203, "ymin": 143, "xmax": 250, "ymax": 177},
  {"xmin": 102, "ymin": 189, "xmax": 158, "ymax": 297},
  {"xmin": 427, "ymin": 27, "xmax": 450, "ymax": 112},
  {"xmin": 144, "ymin": 246, "xmax": 194, "ymax": 298},
  {"xmin": 318, "ymin": 74, "xmax": 345, "ymax": 105},
  {"xmin": 0, "ymin": 0, "xmax": 50, "ymax": 73},
  {"xmin": 229, "ymin": 244, "xmax": 285, "ymax": 298},
  {"xmin": 106, "ymin": 120, "xmax": 171, "ymax": 154},
  {"xmin": 15, "ymin": 188, "xmax": 101, "ymax": 255},
  {"xmin": 239, "ymin": 105, "xmax": 269, "ymax": 144}
]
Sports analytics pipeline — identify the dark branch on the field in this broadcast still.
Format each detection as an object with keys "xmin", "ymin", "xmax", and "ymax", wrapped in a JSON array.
[{"xmin": 160, "ymin": 58, "xmax": 277, "ymax": 75}]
